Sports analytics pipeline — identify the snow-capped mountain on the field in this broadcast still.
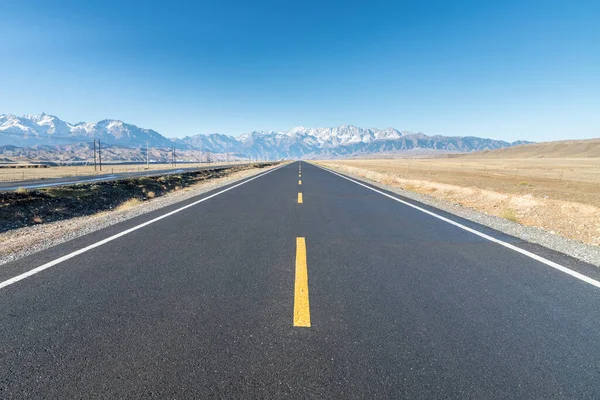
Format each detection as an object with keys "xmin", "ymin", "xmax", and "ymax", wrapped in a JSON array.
[
  {"xmin": 181, "ymin": 125, "xmax": 526, "ymax": 158},
  {"xmin": 176, "ymin": 133, "xmax": 241, "ymax": 154},
  {"xmin": 70, "ymin": 119, "xmax": 176, "ymax": 148},
  {"xmin": 0, "ymin": 113, "xmax": 178, "ymax": 149},
  {"xmin": 283, "ymin": 125, "xmax": 404, "ymax": 148},
  {"xmin": 0, "ymin": 113, "xmax": 528, "ymax": 160},
  {"xmin": 0, "ymin": 114, "xmax": 75, "ymax": 146}
]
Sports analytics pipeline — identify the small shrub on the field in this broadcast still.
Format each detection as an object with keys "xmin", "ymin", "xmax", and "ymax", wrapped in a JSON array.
[
  {"xmin": 500, "ymin": 207, "xmax": 519, "ymax": 223},
  {"xmin": 116, "ymin": 198, "xmax": 142, "ymax": 211}
]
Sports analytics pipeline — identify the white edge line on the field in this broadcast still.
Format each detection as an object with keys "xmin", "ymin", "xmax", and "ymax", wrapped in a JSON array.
[
  {"xmin": 0, "ymin": 164, "xmax": 287, "ymax": 290},
  {"xmin": 313, "ymin": 163, "xmax": 600, "ymax": 290}
]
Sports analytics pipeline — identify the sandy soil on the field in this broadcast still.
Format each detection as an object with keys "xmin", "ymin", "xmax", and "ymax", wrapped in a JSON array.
[{"xmin": 318, "ymin": 158, "xmax": 600, "ymax": 247}]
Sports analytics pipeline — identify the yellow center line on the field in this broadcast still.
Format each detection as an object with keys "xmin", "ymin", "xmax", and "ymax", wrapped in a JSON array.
[
  {"xmin": 298, "ymin": 180, "xmax": 302, "ymax": 185},
  {"xmin": 298, "ymin": 192, "xmax": 303, "ymax": 203},
  {"xmin": 294, "ymin": 237, "xmax": 311, "ymax": 327}
]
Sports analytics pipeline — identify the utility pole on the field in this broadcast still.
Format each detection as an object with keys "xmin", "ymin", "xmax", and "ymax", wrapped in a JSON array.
[
  {"xmin": 146, "ymin": 140, "xmax": 149, "ymax": 170},
  {"xmin": 93, "ymin": 139, "xmax": 97, "ymax": 172},
  {"xmin": 98, "ymin": 139, "xmax": 102, "ymax": 171}
]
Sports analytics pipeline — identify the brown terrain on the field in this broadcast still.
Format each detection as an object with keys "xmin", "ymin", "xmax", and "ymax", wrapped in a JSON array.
[
  {"xmin": 318, "ymin": 139, "xmax": 600, "ymax": 247},
  {"xmin": 458, "ymin": 138, "xmax": 600, "ymax": 158}
]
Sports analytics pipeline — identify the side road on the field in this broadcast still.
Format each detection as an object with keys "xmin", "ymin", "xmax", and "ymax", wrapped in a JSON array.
[{"xmin": 0, "ymin": 163, "xmax": 259, "ymax": 191}]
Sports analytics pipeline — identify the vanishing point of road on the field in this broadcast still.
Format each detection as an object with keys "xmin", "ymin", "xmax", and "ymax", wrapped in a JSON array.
[{"xmin": 1, "ymin": 162, "xmax": 599, "ymax": 398}]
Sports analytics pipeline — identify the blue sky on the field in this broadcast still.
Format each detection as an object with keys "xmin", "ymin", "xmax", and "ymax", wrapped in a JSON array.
[{"xmin": 1, "ymin": 0, "xmax": 598, "ymax": 141}]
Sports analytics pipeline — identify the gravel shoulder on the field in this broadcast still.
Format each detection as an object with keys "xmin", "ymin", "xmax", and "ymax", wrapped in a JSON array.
[
  {"xmin": 315, "ymin": 162, "xmax": 600, "ymax": 267},
  {"xmin": 0, "ymin": 164, "xmax": 280, "ymax": 266}
]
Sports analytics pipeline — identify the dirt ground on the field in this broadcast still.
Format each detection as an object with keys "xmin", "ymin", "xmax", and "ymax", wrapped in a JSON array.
[{"xmin": 318, "ymin": 158, "xmax": 600, "ymax": 247}]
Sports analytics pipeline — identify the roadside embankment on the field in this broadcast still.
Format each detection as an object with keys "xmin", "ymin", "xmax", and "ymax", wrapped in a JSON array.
[
  {"xmin": 316, "ymin": 160, "xmax": 600, "ymax": 266},
  {"xmin": 0, "ymin": 163, "xmax": 279, "ymax": 265}
]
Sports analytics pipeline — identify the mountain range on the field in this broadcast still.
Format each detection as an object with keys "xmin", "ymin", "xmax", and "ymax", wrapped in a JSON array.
[{"xmin": 0, "ymin": 113, "xmax": 529, "ymax": 160}]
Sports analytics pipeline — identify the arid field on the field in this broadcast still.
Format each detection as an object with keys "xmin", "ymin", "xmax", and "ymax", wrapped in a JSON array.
[{"xmin": 317, "ymin": 140, "xmax": 600, "ymax": 246}]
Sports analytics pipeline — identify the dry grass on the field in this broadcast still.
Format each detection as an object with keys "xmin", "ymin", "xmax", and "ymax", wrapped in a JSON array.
[
  {"xmin": 115, "ymin": 198, "xmax": 143, "ymax": 211},
  {"xmin": 321, "ymin": 158, "xmax": 600, "ymax": 206},
  {"xmin": 462, "ymin": 138, "xmax": 600, "ymax": 158},
  {"xmin": 500, "ymin": 208, "xmax": 519, "ymax": 223},
  {"xmin": 318, "ymin": 157, "xmax": 600, "ymax": 246},
  {"xmin": 0, "ymin": 161, "xmax": 244, "ymax": 182}
]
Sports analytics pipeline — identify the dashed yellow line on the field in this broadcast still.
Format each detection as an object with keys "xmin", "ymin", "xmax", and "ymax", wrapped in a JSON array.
[
  {"xmin": 298, "ymin": 180, "xmax": 302, "ymax": 185},
  {"xmin": 298, "ymin": 192, "xmax": 303, "ymax": 203},
  {"xmin": 294, "ymin": 237, "xmax": 311, "ymax": 327}
]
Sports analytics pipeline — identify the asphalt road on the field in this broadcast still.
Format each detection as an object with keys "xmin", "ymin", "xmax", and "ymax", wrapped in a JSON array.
[
  {"xmin": 0, "ymin": 163, "xmax": 260, "ymax": 191},
  {"xmin": 1, "ymin": 161, "xmax": 600, "ymax": 398}
]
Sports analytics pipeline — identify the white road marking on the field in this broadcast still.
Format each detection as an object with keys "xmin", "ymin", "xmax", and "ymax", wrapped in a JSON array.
[
  {"xmin": 315, "ymin": 164, "xmax": 600, "ymax": 290},
  {"xmin": 0, "ymin": 164, "xmax": 286, "ymax": 290}
]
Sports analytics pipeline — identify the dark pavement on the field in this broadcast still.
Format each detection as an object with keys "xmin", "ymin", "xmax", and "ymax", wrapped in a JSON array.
[
  {"xmin": 0, "ymin": 163, "xmax": 259, "ymax": 191},
  {"xmin": 1, "ymin": 161, "xmax": 600, "ymax": 399}
]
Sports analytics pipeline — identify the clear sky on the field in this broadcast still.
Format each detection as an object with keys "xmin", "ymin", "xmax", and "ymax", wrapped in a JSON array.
[{"xmin": 1, "ymin": 0, "xmax": 598, "ymax": 141}]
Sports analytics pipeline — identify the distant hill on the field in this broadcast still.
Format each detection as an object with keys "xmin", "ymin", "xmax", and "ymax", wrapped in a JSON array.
[
  {"xmin": 1, "ymin": 113, "xmax": 530, "ymax": 160},
  {"xmin": 0, "ymin": 113, "xmax": 178, "ymax": 149},
  {"xmin": 457, "ymin": 138, "xmax": 600, "ymax": 158}
]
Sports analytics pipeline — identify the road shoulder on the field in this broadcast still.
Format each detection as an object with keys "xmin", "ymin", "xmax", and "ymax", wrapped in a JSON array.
[
  {"xmin": 313, "ymin": 162, "xmax": 600, "ymax": 268},
  {"xmin": 0, "ymin": 165, "xmax": 281, "ymax": 267}
]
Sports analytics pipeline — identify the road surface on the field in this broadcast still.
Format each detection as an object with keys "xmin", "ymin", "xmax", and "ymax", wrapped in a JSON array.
[
  {"xmin": 0, "ymin": 163, "xmax": 262, "ymax": 191},
  {"xmin": 1, "ymin": 161, "xmax": 599, "ymax": 398}
]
